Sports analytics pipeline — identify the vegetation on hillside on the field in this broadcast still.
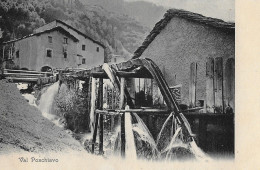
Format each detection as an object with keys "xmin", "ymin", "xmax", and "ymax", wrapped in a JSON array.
[{"xmin": 0, "ymin": 0, "xmax": 158, "ymax": 63}]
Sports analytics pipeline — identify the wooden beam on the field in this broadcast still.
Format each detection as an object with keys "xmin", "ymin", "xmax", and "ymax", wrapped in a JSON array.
[
  {"xmin": 91, "ymin": 113, "xmax": 99, "ymax": 154},
  {"xmin": 3, "ymin": 73, "xmax": 44, "ymax": 77},
  {"xmin": 117, "ymin": 71, "xmax": 152, "ymax": 78},
  {"xmin": 98, "ymin": 78, "xmax": 104, "ymax": 155},
  {"xmin": 91, "ymin": 78, "xmax": 97, "ymax": 154},
  {"xmin": 91, "ymin": 72, "xmax": 108, "ymax": 78},
  {"xmin": 91, "ymin": 71, "xmax": 153, "ymax": 79},
  {"xmin": 5, "ymin": 77, "xmax": 38, "ymax": 83},
  {"xmin": 4, "ymin": 69, "xmax": 53, "ymax": 75},
  {"xmin": 120, "ymin": 77, "xmax": 126, "ymax": 158},
  {"xmin": 115, "ymin": 108, "xmax": 169, "ymax": 113},
  {"xmin": 119, "ymin": 78, "xmax": 125, "ymax": 109}
]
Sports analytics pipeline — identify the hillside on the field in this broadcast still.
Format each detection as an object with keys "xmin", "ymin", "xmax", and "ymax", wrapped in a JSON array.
[
  {"xmin": 0, "ymin": 80, "xmax": 85, "ymax": 154},
  {"xmin": 0, "ymin": 0, "xmax": 153, "ymax": 62},
  {"xmin": 80, "ymin": 0, "xmax": 167, "ymax": 28}
]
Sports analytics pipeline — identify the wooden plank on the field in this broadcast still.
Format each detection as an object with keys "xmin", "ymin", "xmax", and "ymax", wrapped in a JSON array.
[
  {"xmin": 206, "ymin": 58, "xmax": 215, "ymax": 113},
  {"xmin": 189, "ymin": 62, "xmax": 197, "ymax": 108},
  {"xmin": 3, "ymin": 73, "xmax": 44, "ymax": 77},
  {"xmin": 214, "ymin": 57, "xmax": 224, "ymax": 113},
  {"xmin": 4, "ymin": 69, "xmax": 53, "ymax": 75},
  {"xmin": 87, "ymin": 78, "xmax": 92, "ymax": 117},
  {"xmin": 115, "ymin": 108, "xmax": 169, "ymax": 113},
  {"xmin": 224, "ymin": 58, "xmax": 235, "ymax": 113},
  {"xmin": 5, "ymin": 77, "xmax": 38, "ymax": 83},
  {"xmin": 135, "ymin": 78, "xmax": 140, "ymax": 106},
  {"xmin": 121, "ymin": 112, "xmax": 125, "ymax": 158}
]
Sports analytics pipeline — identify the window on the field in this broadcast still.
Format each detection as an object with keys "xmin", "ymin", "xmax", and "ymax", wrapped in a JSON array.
[
  {"xmin": 96, "ymin": 47, "xmax": 99, "ymax": 52},
  {"xmin": 82, "ymin": 58, "xmax": 86, "ymax": 64},
  {"xmin": 64, "ymin": 51, "xmax": 67, "ymax": 58},
  {"xmin": 48, "ymin": 36, "xmax": 52, "ymax": 43},
  {"xmin": 64, "ymin": 37, "xmax": 68, "ymax": 44},
  {"xmin": 16, "ymin": 50, "xmax": 19, "ymax": 58},
  {"xmin": 114, "ymin": 58, "xmax": 116, "ymax": 63},
  {"xmin": 46, "ymin": 49, "xmax": 52, "ymax": 57},
  {"xmin": 82, "ymin": 45, "xmax": 86, "ymax": 51}
]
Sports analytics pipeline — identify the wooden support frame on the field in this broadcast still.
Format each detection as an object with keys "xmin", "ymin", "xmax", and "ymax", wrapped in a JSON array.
[
  {"xmin": 91, "ymin": 113, "xmax": 99, "ymax": 154},
  {"xmin": 91, "ymin": 78, "xmax": 104, "ymax": 154},
  {"xmin": 98, "ymin": 78, "xmax": 104, "ymax": 154}
]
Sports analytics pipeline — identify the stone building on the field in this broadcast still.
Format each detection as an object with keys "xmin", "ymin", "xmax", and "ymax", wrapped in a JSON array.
[
  {"xmin": 2, "ymin": 20, "xmax": 105, "ymax": 71},
  {"xmin": 132, "ymin": 9, "xmax": 235, "ymax": 113},
  {"xmin": 34, "ymin": 20, "xmax": 105, "ymax": 68}
]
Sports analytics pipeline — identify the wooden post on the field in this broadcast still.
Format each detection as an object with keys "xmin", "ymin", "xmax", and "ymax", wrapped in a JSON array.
[
  {"xmin": 91, "ymin": 113, "xmax": 99, "ymax": 154},
  {"xmin": 91, "ymin": 77, "xmax": 98, "ymax": 154},
  {"xmin": 90, "ymin": 78, "xmax": 96, "ymax": 132},
  {"xmin": 189, "ymin": 62, "xmax": 197, "ymax": 108},
  {"xmin": 120, "ymin": 77, "xmax": 126, "ymax": 158},
  {"xmin": 214, "ymin": 57, "xmax": 224, "ymax": 113},
  {"xmin": 98, "ymin": 78, "xmax": 104, "ymax": 154},
  {"xmin": 87, "ymin": 78, "xmax": 92, "ymax": 118},
  {"xmin": 1, "ymin": 46, "xmax": 5, "ymax": 78},
  {"xmin": 206, "ymin": 58, "xmax": 215, "ymax": 113},
  {"xmin": 92, "ymin": 78, "xmax": 104, "ymax": 154}
]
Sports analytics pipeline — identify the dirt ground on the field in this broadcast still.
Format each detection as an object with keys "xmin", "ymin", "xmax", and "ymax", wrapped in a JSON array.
[{"xmin": 0, "ymin": 80, "xmax": 86, "ymax": 154}]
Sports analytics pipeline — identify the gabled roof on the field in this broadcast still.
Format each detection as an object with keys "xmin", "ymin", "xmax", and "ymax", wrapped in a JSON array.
[
  {"xmin": 3, "ymin": 26, "xmax": 79, "ymax": 44},
  {"xmin": 55, "ymin": 20, "xmax": 106, "ymax": 48},
  {"xmin": 132, "ymin": 9, "xmax": 235, "ymax": 59}
]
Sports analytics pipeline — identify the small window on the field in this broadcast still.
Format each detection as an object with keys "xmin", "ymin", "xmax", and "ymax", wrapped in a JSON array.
[
  {"xmin": 96, "ymin": 47, "xmax": 99, "ymax": 52},
  {"xmin": 82, "ymin": 45, "xmax": 86, "ymax": 51},
  {"xmin": 82, "ymin": 58, "xmax": 86, "ymax": 64},
  {"xmin": 48, "ymin": 36, "xmax": 52, "ymax": 43},
  {"xmin": 114, "ymin": 58, "xmax": 116, "ymax": 63},
  {"xmin": 64, "ymin": 52, "xmax": 67, "ymax": 58},
  {"xmin": 64, "ymin": 37, "xmax": 68, "ymax": 44},
  {"xmin": 46, "ymin": 49, "xmax": 52, "ymax": 57},
  {"xmin": 16, "ymin": 50, "xmax": 19, "ymax": 58}
]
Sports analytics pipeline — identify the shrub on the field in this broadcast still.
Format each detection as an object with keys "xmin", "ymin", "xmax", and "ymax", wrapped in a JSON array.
[{"xmin": 54, "ymin": 83, "xmax": 89, "ymax": 133}]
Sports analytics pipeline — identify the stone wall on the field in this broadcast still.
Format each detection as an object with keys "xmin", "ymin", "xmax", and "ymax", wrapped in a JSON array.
[{"xmin": 140, "ymin": 17, "xmax": 235, "ymax": 106}]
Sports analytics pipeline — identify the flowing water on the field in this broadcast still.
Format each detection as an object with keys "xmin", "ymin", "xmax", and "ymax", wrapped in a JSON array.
[
  {"xmin": 20, "ymin": 70, "xmax": 210, "ymax": 162},
  {"xmin": 107, "ymin": 110, "xmax": 210, "ymax": 161},
  {"xmin": 155, "ymin": 112, "xmax": 211, "ymax": 161},
  {"xmin": 38, "ymin": 82, "xmax": 63, "ymax": 128},
  {"xmin": 36, "ymin": 81, "xmax": 209, "ymax": 162},
  {"xmin": 124, "ymin": 106, "xmax": 137, "ymax": 160}
]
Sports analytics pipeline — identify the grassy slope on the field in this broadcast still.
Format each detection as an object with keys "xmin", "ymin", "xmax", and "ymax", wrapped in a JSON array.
[{"xmin": 0, "ymin": 80, "xmax": 85, "ymax": 154}]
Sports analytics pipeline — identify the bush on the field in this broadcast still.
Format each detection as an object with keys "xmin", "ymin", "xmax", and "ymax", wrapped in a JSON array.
[{"xmin": 54, "ymin": 83, "xmax": 89, "ymax": 133}]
